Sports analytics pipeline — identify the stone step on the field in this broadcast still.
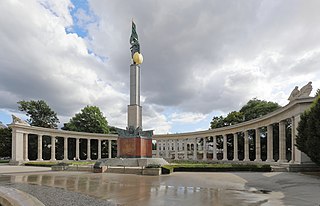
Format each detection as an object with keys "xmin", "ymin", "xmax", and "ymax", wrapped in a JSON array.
[{"xmin": 271, "ymin": 166, "xmax": 288, "ymax": 172}]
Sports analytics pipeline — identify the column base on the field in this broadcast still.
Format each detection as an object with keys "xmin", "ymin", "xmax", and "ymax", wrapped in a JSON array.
[
  {"xmin": 277, "ymin": 159, "xmax": 288, "ymax": 163},
  {"xmin": 243, "ymin": 158, "xmax": 250, "ymax": 161},
  {"xmin": 233, "ymin": 158, "xmax": 239, "ymax": 161},
  {"xmin": 254, "ymin": 159, "xmax": 262, "ymax": 162},
  {"xmin": 36, "ymin": 159, "xmax": 43, "ymax": 161},
  {"xmin": 266, "ymin": 159, "xmax": 274, "ymax": 162},
  {"xmin": 50, "ymin": 158, "xmax": 56, "ymax": 161}
]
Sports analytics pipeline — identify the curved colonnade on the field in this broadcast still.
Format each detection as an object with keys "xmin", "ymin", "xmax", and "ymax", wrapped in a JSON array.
[
  {"xmin": 153, "ymin": 97, "xmax": 314, "ymax": 164},
  {"xmin": 9, "ymin": 124, "xmax": 118, "ymax": 164}
]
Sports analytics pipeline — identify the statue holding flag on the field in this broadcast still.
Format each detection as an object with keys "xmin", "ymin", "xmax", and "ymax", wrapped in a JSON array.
[{"xmin": 130, "ymin": 21, "xmax": 143, "ymax": 65}]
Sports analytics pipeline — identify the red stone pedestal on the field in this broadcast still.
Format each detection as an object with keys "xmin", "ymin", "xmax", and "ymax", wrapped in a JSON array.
[{"xmin": 118, "ymin": 137, "xmax": 152, "ymax": 158}]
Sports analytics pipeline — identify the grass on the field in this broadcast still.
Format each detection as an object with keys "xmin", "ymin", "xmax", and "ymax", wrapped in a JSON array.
[
  {"xmin": 0, "ymin": 160, "xmax": 10, "ymax": 164},
  {"xmin": 24, "ymin": 161, "xmax": 94, "ymax": 167},
  {"xmin": 161, "ymin": 163, "xmax": 271, "ymax": 174}
]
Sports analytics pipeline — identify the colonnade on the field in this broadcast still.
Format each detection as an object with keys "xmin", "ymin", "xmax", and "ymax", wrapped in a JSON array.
[
  {"xmin": 10, "ymin": 123, "xmax": 118, "ymax": 164},
  {"xmin": 155, "ymin": 117, "xmax": 297, "ymax": 163}
]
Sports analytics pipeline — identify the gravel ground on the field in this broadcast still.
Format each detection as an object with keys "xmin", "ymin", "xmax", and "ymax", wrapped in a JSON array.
[{"xmin": 0, "ymin": 182, "xmax": 115, "ymax": 206}]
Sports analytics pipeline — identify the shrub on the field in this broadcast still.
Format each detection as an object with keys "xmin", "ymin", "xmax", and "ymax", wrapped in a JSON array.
[
  {"xmin": 296, "ymin": 96, "xmax": 320, "ymax": 166},
  {"xmin": 145, "ymin": 164, "xmax": 161, "ymax": 168}
]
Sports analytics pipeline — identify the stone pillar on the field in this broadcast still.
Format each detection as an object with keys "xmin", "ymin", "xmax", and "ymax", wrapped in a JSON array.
[
  {"xmin": 213, "ymin": 136, "xmax": 217, "ymax": 160},
  {"xmin": 244, "ymin": 131, "xmax": 250, "ymax": 161},
  {"xmin": 233, "ymin": 133, "xmax": 238, "ymax": 161},
  {"xmin": 255, "ymin": 128, "xmax": 262, "ymax": 162},
  {"xmin": 108, "ymin": 140, "xmax": 112, "ymax": 158},
  {"xmin": 290, "ymin": 117, "xmax": 295, "ymax": 163},
  {"xmin": 37, "ymin": 134, "xmax": 43, "ymax": 161},
  {"xmin": 156, "ymin": 140, "xmax": 160, "ymax": 158},
  {"xmin": 174, "ymin": 139, "xmax": 178, "ymax": 160},
  {"xmin": 184, "ymin": 140, "xmax": 188, "ymax": 160},
  {"xmin": 193, "ymin": 138, "xmax": 197, "ymax": 160},
  {"xmin": 98, "ymin": 139, "xmax": 101, "ymax": 159},
  {"xmin": 63, "ymin": 137, "xmax": 68, "ymax": 161},
  {"xmin": 165, "ymin": 140, "xmax": 169, "ymax": 158},
  {"xmin": 75, "ymin": 138, "xmax": 80, "ymax": 160},
  {"xmin": 222, "ymin": 134, "xmax": 228, "ymax": 161},
  {"xmin": 23, "ymin": 133, "xmax": 29, "ymax": 161},
  {"xmin": 50, "ymin": 136, "xmax": 56, "ymax": 161},
  {"xmin": 203, "ymin": 137, "xmax": 207, "ymax": 161},
  {"xmin": 266, "ymin": 125, "xmax": 274, "ymax": 162},
  {"xmin": 87, "ymin": 139, "xmax": 91, "ymax": 160},
  {"xmin": 278, "ymin": 121, "xmax": 287, "ymax": 163}
]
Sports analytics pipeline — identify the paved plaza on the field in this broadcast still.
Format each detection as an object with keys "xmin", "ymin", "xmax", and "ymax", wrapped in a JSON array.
[{"xmin": 0, "ymin": 166, "xmax": 320, "ymax": 205}]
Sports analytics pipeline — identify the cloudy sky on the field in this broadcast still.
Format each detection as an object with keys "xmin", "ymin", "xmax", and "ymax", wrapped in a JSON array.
[{"xmin": 1, "ymin": 0, "xmax": 320, "ymax": 134}]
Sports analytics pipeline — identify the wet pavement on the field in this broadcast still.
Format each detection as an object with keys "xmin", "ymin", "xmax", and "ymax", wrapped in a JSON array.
[{"xmin": 0, "ymin": 167, "xmax": 320, "ymax": 205}]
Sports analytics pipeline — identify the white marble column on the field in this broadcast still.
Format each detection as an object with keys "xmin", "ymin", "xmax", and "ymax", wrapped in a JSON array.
[
  {"xmin": 50, "ymin": 136, "xmax": 56, "ymax": 161},
  {"xmin": 203, "ymin": 137, "xmax": 207, "ymax": 161},
  {"xmin": 233, "ymin": 133, "xmax": 239, "ymax": 161},
  {"xmin": 63, "ymin": 137, "xmax": 68, "ymax": 161},
  {"xmin": 244, "ymin": 131, "xmax": 250, "ymax": 161},
  {"xmin": 266, "ymin": 125, "xmax": 274, "ymax": 162},
  {"xmin": 98, "ymin": 139, "xmax": 101, "ymax": 159},
  {"xmin": 255, "ymin": 128, "xmax": 262, "ymax": 162},
  {"xmin": 213, "ymin": 136, "xmax": 217, "ymax": 160},
  {"xmin": 87, "ymin": 139, "xmax": 91, "ymax": 160},
  {"xmin": 193, "ymin": 138, "xmax": 197, "ymax": 160},
  {"xmin": 108, "ymin": 140, "xmax": 112, "ymax": 158},
  {"xmin": 278, "ymin": 121, "xmax": 287, "ymax": 163},
  {"xmin": 184, "ymin": 140, "xmax": 188, "ymax": 160},
  {"xmin": 76, "ymin": 138, "xmax": 80, "ymax": 160},
  {"xmin": 23, "ymin": 133, "xmax": 29, "ymax": 161},
  {"xmin": 174, "ymin": 139, "xmax": 178, "ymax": 160},
  {"xmin": 37, "ymin": 134, "xmax": 43, "ymax": 161},
  {"xmin": 222, "ymin": 134, "xmax": 228, "ymax": 161}
]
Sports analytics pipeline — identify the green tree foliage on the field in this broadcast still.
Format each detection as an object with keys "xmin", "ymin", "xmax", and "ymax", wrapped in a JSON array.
[
  {"xmin": 17, "ymin": 100, "xmax": 59, "ymax": 128},
  {"xmin": 296, "ymin": 96, "xmax": 320, "ymax": 166},
  {"xmin": 0, "ymin": 127, "xmax": 12, "ymax": 158},
  {"xmin": 240, "ymin": 98, "xmax": 281, "ymax": 121},
  {"xmin": 210, "ymin": 98, "xmax": 281, "ymax": 129},
  {"xmin": 315, "ymin": 88, "xmax": 320, "ymax": 97},
  {"xmin": 62, "ymin": 105, "xmax": 109, "ymax": 134}
]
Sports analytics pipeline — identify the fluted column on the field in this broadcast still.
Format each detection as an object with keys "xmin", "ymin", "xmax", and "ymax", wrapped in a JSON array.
[
  {"xmin": 50, "ymin": 136, "xmax": 56, "ymax": 161},
  {"xmin": 98, "ymin": 139, "xmax": 101, "ymax": 159},
  {"xmin": 212, "ymin": 136, "xmax": 217, "ymax": 160},
  {"xmin": 87, "ymin": 139, "xmax": 91, "ymax": 160},
  {"xmin": 63, "ymin": 137, "xmax": 68, "ymax": 161},
  {"xmin": 193, "ymin": 138, "xmax": 197, "ymax": 160},
  {"xmin": 203, "ymin": 137, "xmax": 207, "ymax": 160},
  {"xmin": 222, "ymin": 134, "xmax": 228, "ymax": 161},
  {"xmin": 174, "ymin": 139, "xmax": 178, "ymax": 160},
  {"xmin": 233, "ymin": 133, "xmax": 239, "ymax": 161},
  {"xmin": 255, "ymin": 128, "xmax": 262, "ymax": 162},
  {"xmin": 23, "ymin": 133, "xmax": 29, "ymax": 161},
  {"xmin": 244, "ymin": 131, "xmax": 250, "ymax": 161},
  {"xmin": 108, "ymin": 140, "xmax": 112, "ymax": 158},
  {"xmin": 37, "ymin": 134, "xmax": 43, "ymax": 161},
  {"xmin": 278, "ymin": 121, "xmax": 287, "ymax": 163},
  {"xmin": 266, "ymin": 125, "xmax": 274, "ymax": 162},
  {"xmin": 184, "ymin": 140, "xmax": 188, "ymax": 160},
  {"xmin": 75, "ymin": 138, "xmax": 80, "ymax": 160}
]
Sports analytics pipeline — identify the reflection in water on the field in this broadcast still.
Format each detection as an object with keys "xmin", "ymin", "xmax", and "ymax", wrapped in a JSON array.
[{"xmin": 7, "ymin": 173, "xmax": 280, "ymax": 206}]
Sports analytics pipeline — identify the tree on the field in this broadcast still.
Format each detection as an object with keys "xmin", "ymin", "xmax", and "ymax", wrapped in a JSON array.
[
  {"xmin": 18, "ymin": 100, "xmax": 59, "ymax": 128},
  {"xmin": 0, "ymin": 127, "xmax": 12, "ymax": 158},
  {"xmin": 62, "ymin": 105, "xmax": 109, "ymax": 134},
  {"xmin": 240, "ymin": 98, "xmax": 281, "ymax": 121},
  {"xmin": 296, "ymin": 96, "xmax": 320, "ymax": 166}
]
